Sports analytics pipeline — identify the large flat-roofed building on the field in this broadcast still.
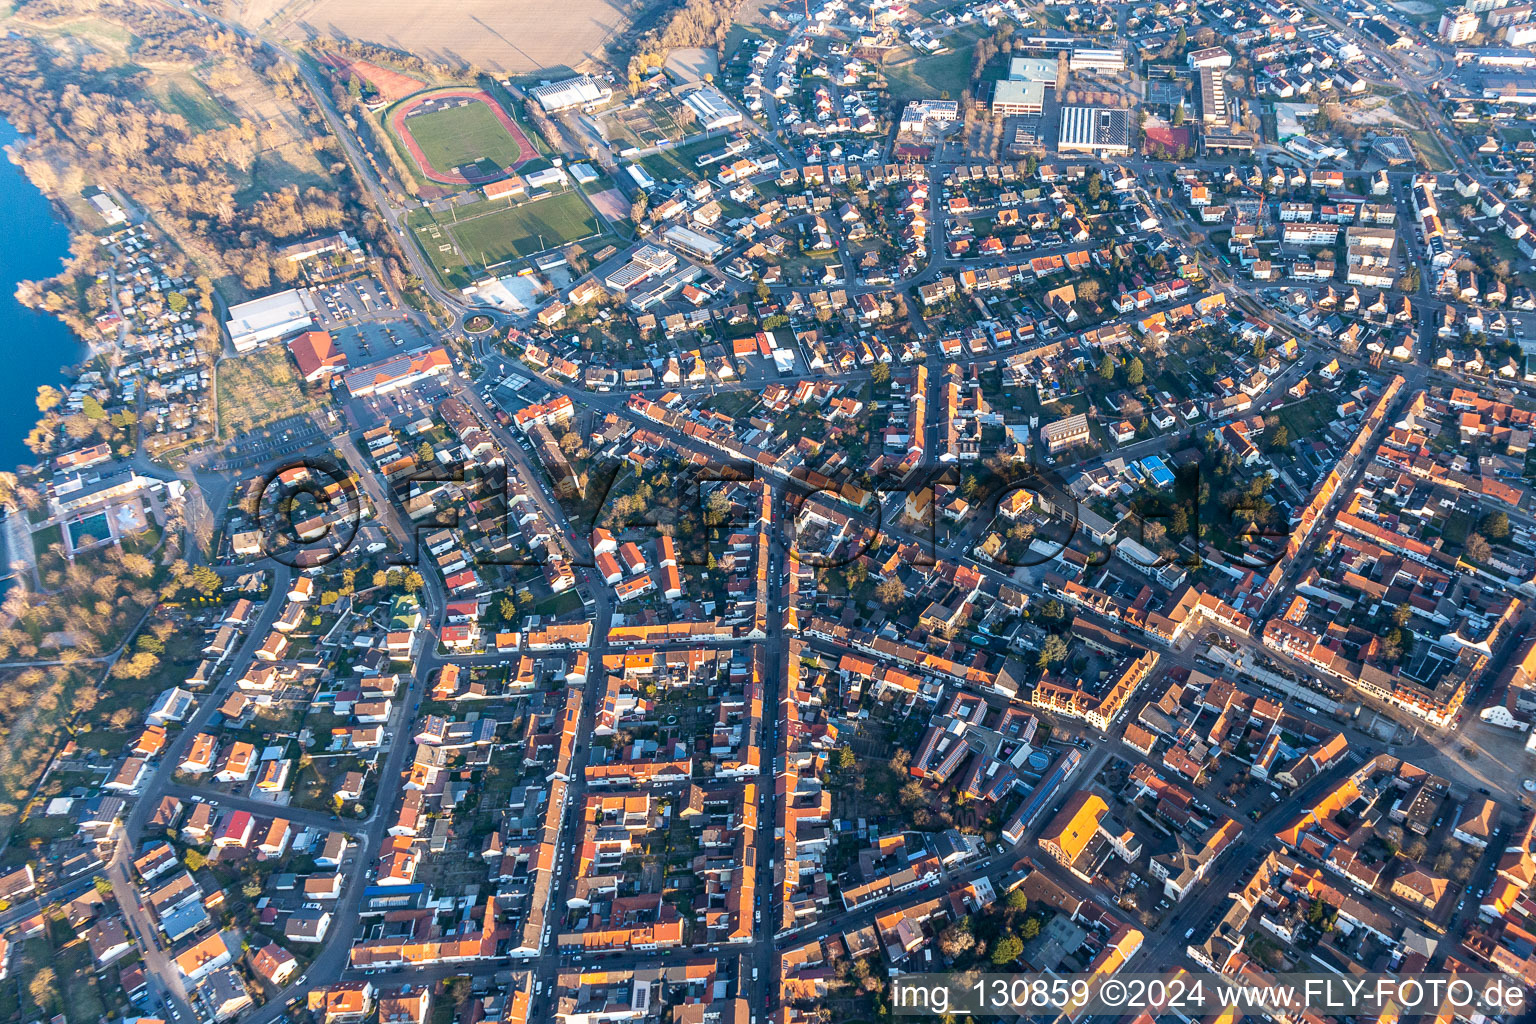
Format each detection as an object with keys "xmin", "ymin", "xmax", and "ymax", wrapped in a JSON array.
[
  {"xmin": 993, "ymin": 79, "xmax": 1047, "ymax": 115},
  {"xmin": 1057, "ymin": 106, "xmax": 1132, "ymax": 156},
  {"xmin": 51, "ymin": 464, "xmax": 149, "ymax": 515},
  {"xmin": 225, "ymin": 289, "xmax": 318, "ymax": 353},
  {"xmin": 88, "ymin": 191, "xmax": 127, "ymax": 226},
  {"xmin": 662, "ymin": 225, "xmax": 724, "ymax": 262},
  {"xmin": 1199, "ymin": 67, "xmax": 1229, "ymax": 126},
  {"xmin": 682, "ymin": 87, "xmax": 743, "ymax": 130},
  {"xmin": 1187, "ymin": 46, "xmax": 1233, "ymax": 69},
  {"xmin": 1010, "ymin": 55, "xmax": 1058, "ymax": 81},
  {"xmin": 529, "ymin": 75, "xmax": 612, "ymax": 113},
  {"xmin": 343, "ymin": 346, "xmax": 452, "ymax": 398},
  {"xmin": 1203, "ymin": 130, "xmax": 1255, "ymax": 153},
  {"xmin": 994, "ymin": 56, "xmax": 1057, "ymax": 115},
  {"xmin": 898, "ymin": 99, "xmax": 959, "ymax": 135},
  {"xmin": 603, "ymin": 245, "xmax": 679, "ymax": 293},
  {"xmin": 1069, "ymin": 48, "xmax": 1126, "ymax": 73}
]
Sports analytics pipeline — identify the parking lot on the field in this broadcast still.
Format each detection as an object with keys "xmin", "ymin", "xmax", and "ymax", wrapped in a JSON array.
[
  {"xmin": 312, "ymin": 276, "xmax": 393, "ymax": 327},
  {"xmin": 220, "ymin": 412, "xmax": 331, "ymax": 468},
  {"xmin": 326, "ymin": 317, "xmax": 436, "ymax": 367},
  {"xmin": 349, "ymin": 377, "xmax": 454, "ymax": 430}
]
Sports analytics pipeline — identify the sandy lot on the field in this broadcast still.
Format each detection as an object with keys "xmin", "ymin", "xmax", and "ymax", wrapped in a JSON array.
[
  {"xmin": 1348, "ymin": 94, "xmax": 1413, "ymax": 128},
  {"xmin": 239, "ymin": 0, "xmax": 635, "ymax": 73}
]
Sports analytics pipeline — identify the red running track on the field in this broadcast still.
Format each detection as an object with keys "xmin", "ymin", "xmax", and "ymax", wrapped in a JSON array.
[{"xmin": 389, "ymin": 88, "xmax": 536, "ymax": 186}]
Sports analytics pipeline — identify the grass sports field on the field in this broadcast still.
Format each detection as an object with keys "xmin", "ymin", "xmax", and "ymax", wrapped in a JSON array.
[
  {"xmin": 390, "ymin": 89, "xmax": 535, "ymax": 186},
  {"xmin": 407, "ymin": 101, "xmax": 526, "ymax": 180},
  {"xmin": 409, "ymin": 190, "xmax": 601, "ymax": 288}
]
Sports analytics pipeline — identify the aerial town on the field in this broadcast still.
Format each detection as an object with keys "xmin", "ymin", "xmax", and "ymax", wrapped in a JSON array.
[{"xmin": 0, "ymin": 0, "xmax": 1534, "ymax": 1021}]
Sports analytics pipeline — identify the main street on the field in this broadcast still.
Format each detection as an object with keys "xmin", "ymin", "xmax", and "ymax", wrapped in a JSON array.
[{"xmin": 113, "ymin": 563, "xmax": 293, "ymax": 1021}]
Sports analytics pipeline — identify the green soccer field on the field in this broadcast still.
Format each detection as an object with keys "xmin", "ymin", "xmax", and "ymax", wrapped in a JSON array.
[
  {"xmin": 405, "ymin": 101, "xmax": 527, "ymax": 177},
  {"xmin": 408, "ymin": 190, "xmax": 602, "ymax": 287}
]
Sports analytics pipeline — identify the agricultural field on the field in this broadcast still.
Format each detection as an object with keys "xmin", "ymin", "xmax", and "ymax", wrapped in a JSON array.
[
  {"xmin": 401, "ymin": 97, "xmax": 531, "ymax": 181},
  {"xmin": 408, "ymin": 190, "xmax": 602, "ymax": 287},
  {"xmin": 237, "ymin": 0, "xmax": 635, "ymax": 73}
]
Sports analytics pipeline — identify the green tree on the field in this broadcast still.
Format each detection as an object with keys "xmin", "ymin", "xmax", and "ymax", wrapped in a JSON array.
[
  {"xmin": 1483, "ymin": 511, "xmax": 1510, "ymax": 541},
  {"xmin": 836, "ymin": 746, "xmax": 857, "ymax": 771},
  {"xmin": 82, "ymin": 395, "xmax": 107, "ymax": 421},
  {"xmin": 704, "ymin": 489, "xmax": 732, "ymax": 527},
  {"xmin": 1006, "ymin": 889, "xmax": 1029, "ymax": 912},
  {"xmin": 1269, "ymin": 425, "xmax": 1289, "ymax": 449},
  {"xmin": 991, "ymin": 936, "xmax": 1024, "ymax": 965},
  {"xmin": 1037, "ymin": 633, "xmax": 1069, "ymax": 669},
  {"xmin": 416, "ymin": 441, "xmax": 435, "ymax": 463},
  {"xmin": 1020, "ymin": 917, "xmax": 1041, "ymax": 940},
  {"xmin": 1098, "ymin": 354, "xmax": 1116, "ymax": 380},
  {"xmin": 28, "ymin": 966, "xmax": 58, "ymax": 1015},
  {"xmin": 1126, "ymin": 357, "xmax": 1144, "ymax": 385},
  {"xmin": 870, "ymin": 361, "xmax": 891, "ymax": 385},
  {"xmin": 185, "ymin": 848, "xmax": 207, "ymax": 872},
  {"xmin": 190, "ymin": 564, "xmax": 221, "ymax": 596}
]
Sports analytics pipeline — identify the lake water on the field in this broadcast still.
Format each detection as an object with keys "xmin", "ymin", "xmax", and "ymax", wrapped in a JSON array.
[{"xmin": 0, "ymin": 117, "xmax": 87, "ymax": 473}]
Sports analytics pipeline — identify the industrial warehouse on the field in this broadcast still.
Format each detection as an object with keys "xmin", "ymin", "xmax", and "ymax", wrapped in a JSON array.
[{"xmin": 1057, "ymin": 106, "xmax": 1132, "ymax": 156}]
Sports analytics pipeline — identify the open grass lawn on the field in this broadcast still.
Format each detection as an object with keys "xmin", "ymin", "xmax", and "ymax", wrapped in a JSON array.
[
  {"xmin": 216, "ymin": 345, "xmax": 319, "ymax": 440},
  {"xmin": 291, "ymin": 754, "xmax": 370, "ymax": 817},
  {"xmin": 31, "ymin": 522, "xmax": 62, "ymax": 558},
  {"xmin": 1406, "ymin": 129, "xmax": 1452, "ymax": 171},
  {"xmin": 883, "ymin": 26, "xmax": 984, "ymax": 102},
  {"xmin": 722, "ymin": 0, "xmax": 779, "ymax": 58},
  {"xmin": 15, "ymin": 927, "xmax": 110, "ymax": 1024},
  {"xmin": 1275, "ymin": 394, "xmax": 1331, "ymax": 441},
  {"xmin": 143, "ymin": 74, "xmax": 233, "ymax": 131},
  {"xmin": 637, "ymin": 135, "xmax": 737, "ymax": 182},
  {"xmin": 71, "ymin": 650, "xmax": 184, "ymax": 755},
  {"xmin": 406, "ymin": 100, "xmax": 529, "ymax": 178},
  {"xmin": 410, "ymin": 190, "xmax": 600, "ymax": 287},
  {"xmin": 1500, "ymin": 124, "xmax": 1536, "ymax": 145}
]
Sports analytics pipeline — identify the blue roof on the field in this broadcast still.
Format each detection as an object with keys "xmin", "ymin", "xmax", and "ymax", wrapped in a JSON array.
[
  {"xmin": 159, "ymin": 900, "xmax": 209, "ymax": 941},
  {"xmin": 1141, "ymin": 455, "xmax": 1175, "ymax": 488}
]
